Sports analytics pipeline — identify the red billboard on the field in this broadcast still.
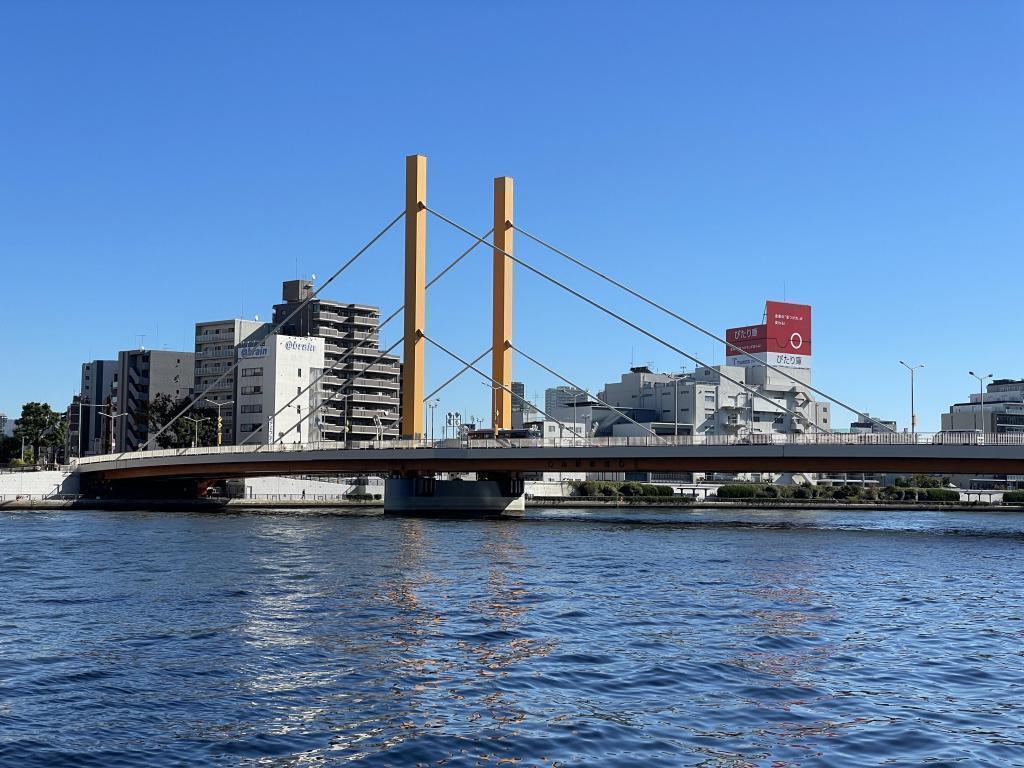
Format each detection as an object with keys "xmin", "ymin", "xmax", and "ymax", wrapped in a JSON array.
[
  {"xmin": 725, "ymin": 323, "xmax": 767, "ymax": 357},
  {"xmin": 765, "ymin": 301, "xmax": 811, "ymax": 355}
]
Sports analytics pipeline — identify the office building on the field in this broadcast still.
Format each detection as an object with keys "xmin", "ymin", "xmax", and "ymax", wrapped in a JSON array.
[
  {"xmin": 235, "ymin": 334, "xmax": 325, "ymax": 444},
  {"xmin": 272, "ymin": 279, "xmax": 401, "ymax": 441},
  {"xmin": 194, "ymin": 318, "xmax": 269, "ymax": 445},
  {"xmin": 114, "ymin": 349, "xmax": 195, "ymax": 452},
  {"xmin": 941, "ymin": 378, "xmax": 1024, "ymax": 434},
  {"xmin": 78, "ymin": 359, "xmax": 117, "ymax": 455}
]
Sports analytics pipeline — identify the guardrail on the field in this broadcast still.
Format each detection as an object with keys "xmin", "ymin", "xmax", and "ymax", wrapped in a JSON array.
[{"xmin": 71, "ymin": 431, "xmax": 1024, "ymax": 467}]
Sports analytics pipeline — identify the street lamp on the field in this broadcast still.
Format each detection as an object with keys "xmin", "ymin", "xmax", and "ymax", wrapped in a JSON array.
[
  {"xmin": 968, "ymin": 371, "xmax": 994, "ymax": 433},
  {"xmin": 426, "ymin": 399, "xmax": 439, "ymax": 442},
  {"xmin": 203, "ymin": 399, "xmax": 234, "ymax": 447},
  {"xmin": 98, "ymin": 410, "xmax": 128, "ymax": 453},
  {"xmin": 182, "ymin": 416, "xmax": 210, "ymax": 449},
  {"xmin": 899, "ymin": 361, "xmax": 924, "ymax": 434}
]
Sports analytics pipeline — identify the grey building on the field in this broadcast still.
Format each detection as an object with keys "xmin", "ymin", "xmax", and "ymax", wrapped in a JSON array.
[
  {"xmin": 114, "ymin": 349, "xmax": 195, "ymax": 451},
  {"xmin": 78, "ymin": 359, "xmax": 117, "ymax": 455},
  {"xmin": 849, "ymin": 414, "xmax": 897, "ymax": 434},
  {"xmin": 941, "ymin": 378, "xmax": 1024, "ymax": 434},
  {"xmin": 272, "ymin": 279, "xmax": 401, "ymax": 441},
  {"xmin": 545, "ymin": 385, "xmax": 586, "ymax": 415},
  {"xmin": 194, "ymin": 318, "xmax": 269, "ymax": 445},
  {"xmin": 597, "ymin": 365, "xmax": 830, "ymax": 438}
]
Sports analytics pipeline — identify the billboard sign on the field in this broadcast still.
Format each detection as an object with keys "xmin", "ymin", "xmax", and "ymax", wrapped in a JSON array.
[
  {"xmin": 765, "ymin": 301, "xmax": 811, "ymax": 356},
  {"xmin": 725, "ymin": 301, "xmax": 812, "ymax": 369}
]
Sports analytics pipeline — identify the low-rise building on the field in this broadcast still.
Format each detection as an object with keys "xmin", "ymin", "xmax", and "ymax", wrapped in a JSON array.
[{"xmin": 941, "ymin": 378, "xmax": 1024, "ymax": 434}]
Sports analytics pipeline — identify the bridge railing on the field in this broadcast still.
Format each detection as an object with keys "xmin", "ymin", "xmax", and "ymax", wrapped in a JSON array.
[{"xmin": 71, "ymin": 430, "xmax": 1024, "ymax": 466}]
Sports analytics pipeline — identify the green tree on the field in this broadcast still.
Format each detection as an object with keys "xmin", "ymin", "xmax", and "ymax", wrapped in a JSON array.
[
  {"xmin": 13, "ymin": 402, "xmax": 60, "ymax": 465},
  {"xmin": 144, "ymin": 394, "xmax": 217, "ymax": 448}
]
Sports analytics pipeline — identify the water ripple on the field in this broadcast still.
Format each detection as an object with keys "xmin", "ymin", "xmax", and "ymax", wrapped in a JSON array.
[{"xmin": 1, "ymin": 508, "xmax": 1023, "ymax": 765}]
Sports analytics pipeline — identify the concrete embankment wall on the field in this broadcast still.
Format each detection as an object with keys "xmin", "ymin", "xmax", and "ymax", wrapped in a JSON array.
[{"xmin": 0, "ymin": 470, "xmax": 79, "ymax": 499}]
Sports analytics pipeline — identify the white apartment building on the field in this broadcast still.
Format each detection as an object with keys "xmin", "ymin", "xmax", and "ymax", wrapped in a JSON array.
[{"xmin": 236, "ymin": 334, "xmax": 326, "ymax": 445}]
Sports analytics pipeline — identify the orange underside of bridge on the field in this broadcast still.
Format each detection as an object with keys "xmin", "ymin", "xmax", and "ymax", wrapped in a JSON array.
[{"xmin": 94, "ymin": 455, "xmax": 1024, "ymax": 482}]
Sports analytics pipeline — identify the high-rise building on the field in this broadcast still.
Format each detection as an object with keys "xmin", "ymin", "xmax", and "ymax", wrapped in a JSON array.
[
  {"xmin": 79, "ymin": 359, "xmax": 117, "ymax": 455},
  {"xmin": 272, "ymin": 280, "xmax": 401, "ymax": 441},
  {"xmin": 194, "ymin": 318, "xmax": 269, "ymax": 445},
  {"xmin": 114, "ymin": 349, "xmax": 195, "ymax": 452}
]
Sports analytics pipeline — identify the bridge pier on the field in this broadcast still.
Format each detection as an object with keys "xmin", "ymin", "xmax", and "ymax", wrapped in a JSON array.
[{"xmin": 383, "ymin": 473, "xmax": 525, "ymax": 516}]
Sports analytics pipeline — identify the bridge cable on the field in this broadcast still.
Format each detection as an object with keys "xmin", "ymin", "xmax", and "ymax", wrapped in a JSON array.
[
  {"xmin": 420, "ymin": 332, "xmax": 592, "ymax": 444},
  {"xmin": 130, "ymin": 209, "xmax": 406, "ymax": 457},
  {"xmin": 237, "ymin": 230, "xmax": 494, "ymax": 447},
  {"xmin": 425, "ymin": 347, "xmax": 492, "ymax": 401},
  {"xmin": 423, "ymin": 205, "xmax": 825, "ymax": 435},
  {"xmin": 512, "ymin": 223, "xmax": 896, "ymax": 434},
  {"xmin": 508, "ymin": 343, "xmax": 669, "ymax": 444}
]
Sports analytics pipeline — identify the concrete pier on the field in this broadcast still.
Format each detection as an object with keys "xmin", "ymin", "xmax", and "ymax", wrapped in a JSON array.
[{"xmin": 383, "ymin": 477, "xmax": 525, "ymax": 515}]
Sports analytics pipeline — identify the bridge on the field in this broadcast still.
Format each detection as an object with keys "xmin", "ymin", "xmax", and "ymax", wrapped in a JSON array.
[
  {"xmin": 74, "ymin": 155, "xmax": 1023, "ymax": 510},
  {"xmin": 78, "ymin": 432, "xmax": 1024, "ymax": 482}
]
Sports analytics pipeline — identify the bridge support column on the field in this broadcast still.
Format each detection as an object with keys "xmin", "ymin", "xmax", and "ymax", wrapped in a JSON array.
[
  {"xmin": 492, "ymin": 176, "xmax": 513, "ymax": 431},
  {"xmin": 383, "ymin": 473, "xmax": 525, "ymax": 516},
  {"xmin": 402, "ymin": 154, "xmax": 427, "ymax": 438}
]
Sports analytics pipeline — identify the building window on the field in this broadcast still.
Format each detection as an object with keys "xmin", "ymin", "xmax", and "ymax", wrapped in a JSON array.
[
  {"xmin": 240, "ymin": 423, "xmax": 258, "ymax": 433},
  {"xmin": 297, "ymin": 368, "xmax": 302, "ymax": 377},
  {"xmin": 241, "ymin": 404, "xmax": 262, "ymax": 414},
  {"xmin": 241, "ymin": 368, "xmax": 264, "ymax": 377},
  {"xmin": 241, "ymin": 385, "xmax": 263, "ymax": 395}
]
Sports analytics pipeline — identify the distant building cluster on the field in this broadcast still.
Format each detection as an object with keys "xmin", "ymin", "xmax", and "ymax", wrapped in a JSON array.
[{"xmin": 67, "ymin": 279, "xmax": 400, "ymax": 456}]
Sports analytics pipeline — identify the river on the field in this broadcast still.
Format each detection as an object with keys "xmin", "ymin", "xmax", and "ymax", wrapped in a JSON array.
[{"xmin": 1, "ymin": 507, "xmax": 1022, "ymax": 766}]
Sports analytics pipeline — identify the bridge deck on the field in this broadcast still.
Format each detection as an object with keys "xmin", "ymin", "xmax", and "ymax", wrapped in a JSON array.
[{"xmin": 75, "ymin": 435, "xmax": 1024, "ymax": 480}]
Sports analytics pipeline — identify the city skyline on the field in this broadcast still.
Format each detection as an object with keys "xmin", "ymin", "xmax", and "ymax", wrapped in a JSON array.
[{"xmin": 2, "ymin": 2, "xmax": 1022, "ymax": 431}]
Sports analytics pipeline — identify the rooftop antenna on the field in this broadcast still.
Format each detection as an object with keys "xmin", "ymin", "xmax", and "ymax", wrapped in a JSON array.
[{"xmin": 137, "ymin": 334, "xmax": 146, "ymax": 351}]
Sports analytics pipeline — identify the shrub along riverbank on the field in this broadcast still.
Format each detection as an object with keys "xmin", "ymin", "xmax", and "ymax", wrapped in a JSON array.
[{"xmin": 715, "ymin": 483, "xmax": 961, "ymax": 503}]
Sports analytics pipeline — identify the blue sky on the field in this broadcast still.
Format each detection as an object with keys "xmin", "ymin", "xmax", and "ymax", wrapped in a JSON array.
[{"xmin": 1, "ymin": 1, "xmax": 1021, "ymax": 431}]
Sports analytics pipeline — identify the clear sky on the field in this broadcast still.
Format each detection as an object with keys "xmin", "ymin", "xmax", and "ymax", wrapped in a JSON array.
[{"xmin": 1, "ymin": 1, "xmax": 1021, "ymax": 431}]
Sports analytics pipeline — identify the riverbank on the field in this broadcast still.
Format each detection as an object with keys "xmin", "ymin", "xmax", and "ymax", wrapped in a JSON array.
[{"xmin": 2, "ymin": 497, "xmax": 1021, "ymax": 513}]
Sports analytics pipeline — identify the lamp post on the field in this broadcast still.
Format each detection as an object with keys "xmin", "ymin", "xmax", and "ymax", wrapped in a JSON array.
[
  {"xmin": 203, "ymin": 399, "xmax": 234, "ymax": 447},
  {"xmin": 183, "ymin": 416, "xmax": 209, "ymax": 449},
  {"xmin": 98, "ymin": 410, "xmax": 128, "ymax": 453},
  {"xmin": 899, "ymin": 361, "xmax": 924, "ymax": 434},
  {"xmin": 968, "ymin": 371, "xmax": 993, "ymax": 432},
  {"xmin": 426, "ymin": 399, "xmax": 439, "ymax": 442}
]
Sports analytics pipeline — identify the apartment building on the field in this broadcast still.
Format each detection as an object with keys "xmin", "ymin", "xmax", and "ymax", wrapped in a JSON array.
[
  {"xmin": 113, "ymin": 349, "xmax": 194, "ymax": 451},
  {"xmin": 194, "ymin": 318, "xmax": 269, "ymax": 445},
  {"xmin": 272, "ymin": 280, "xmax": 401, "ymax": 441}
]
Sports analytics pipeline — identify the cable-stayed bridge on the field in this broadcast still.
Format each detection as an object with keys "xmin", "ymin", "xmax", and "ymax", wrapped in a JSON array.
[{"xmin": 73, "ymin": 156, "xmax": 1023, "ymax": 511}]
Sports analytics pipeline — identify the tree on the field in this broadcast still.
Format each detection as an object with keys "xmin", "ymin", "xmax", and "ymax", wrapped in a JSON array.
[
  {"xmin": 13, "ymin": 402, "xmax": 60, "ymax": 465},
  {"xmin": 0, "ymin": 434, "xmax": 21, "ymax": 463},
  {"xmin": 144, "ymin": 394, "xmax": 217, "ymax": 448}
]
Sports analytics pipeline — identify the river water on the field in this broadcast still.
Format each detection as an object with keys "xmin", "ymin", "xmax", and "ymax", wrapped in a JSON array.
[{"xmin": 1, "ymin": 507, "xmax": 1022, "ymax": 766}]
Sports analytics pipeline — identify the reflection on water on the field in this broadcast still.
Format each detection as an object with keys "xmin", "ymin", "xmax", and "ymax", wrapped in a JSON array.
[{"xmin": 0, "ymin": 507, "xmax": 1023, "ymax": 766}]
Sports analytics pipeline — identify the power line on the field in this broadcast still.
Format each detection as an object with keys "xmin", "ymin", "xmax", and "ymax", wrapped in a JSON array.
[
  {"xmin": 424, "ymin": 205, "xmax": 825, "ymax": 435},
  {"xmin": 509, "ymin": 342, "xmax": 667, "ymax": 443},
  {"xmin": 512, "ymin": 222, "xmax": 895, "ymax": 434},
  {"xmin": 132, "ymin": 209, "xmax": 405, "ymax": 456},
  {"xmin": 420, "ymin": 332, "xmax": 590, "ymax": 443},
  {"xmin": 237, "ymin": 229, "xmax": 495, "ymax": 446}
]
